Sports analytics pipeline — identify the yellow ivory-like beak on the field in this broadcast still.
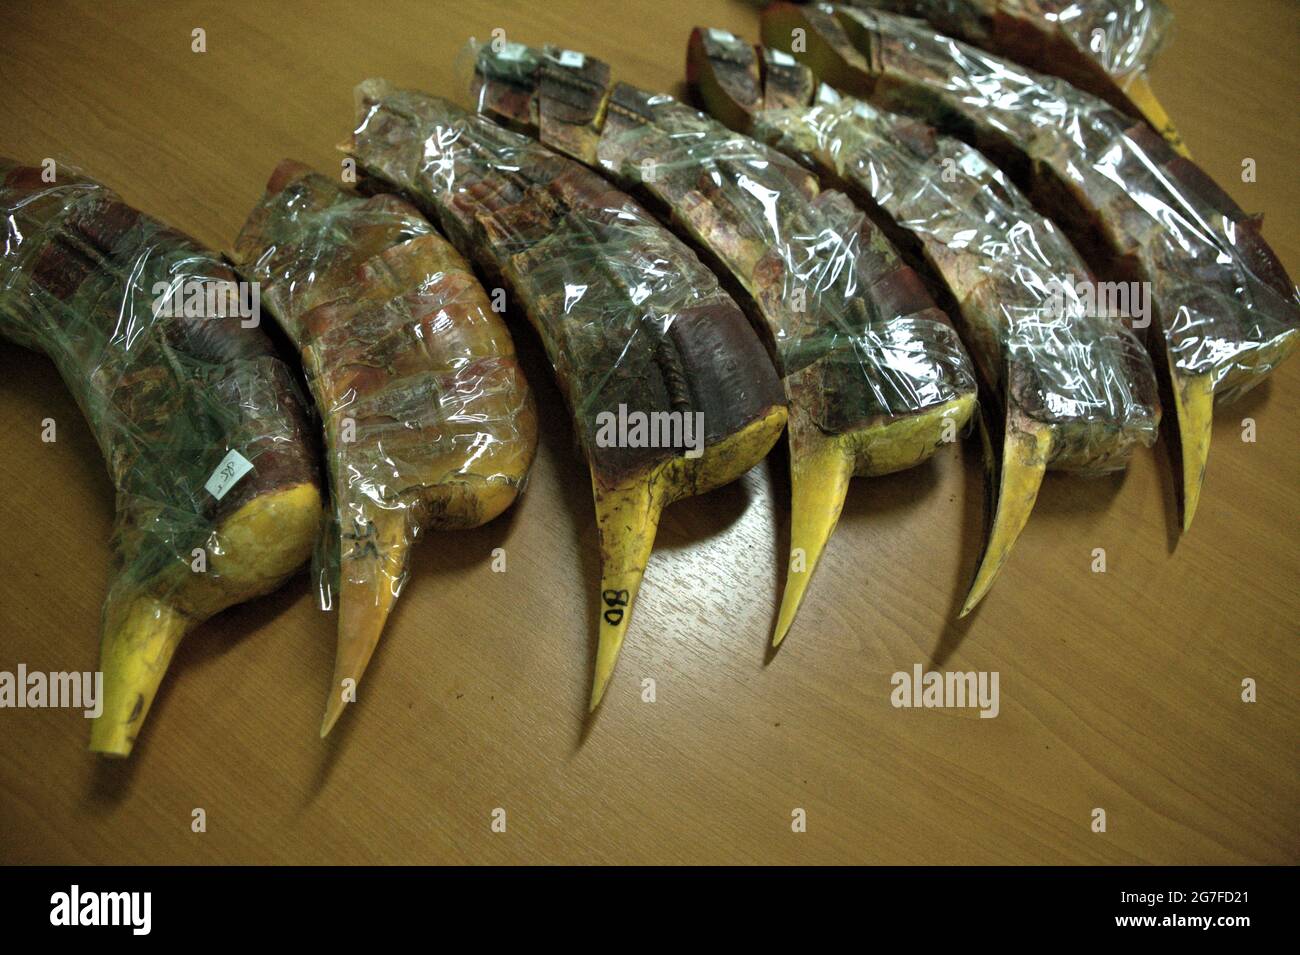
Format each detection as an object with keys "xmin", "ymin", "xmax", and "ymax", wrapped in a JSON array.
[
  {"xmin": 589, "ymin": 476, "xmax": 663, "ymax": 712},
  {"xmin": 1123, "ymin": 73, "xmax": 1191, "ymax": 158},
  {"xmin": 1168, "ymin": 361, "xmax": 1216, "ymax": 533},
  {"xmin": 584, "ymin": 406, "xmax": 788, "ymax": 709},
  {"xmin": 90, "ymin": 593, "xmax": 193, "ymax": 757},
  {"xmin": 320, "ymin": 506, "xmax": 412, "ymax": 737},
  {"xmin": 90, "ymin": 481, "xmax": 320, "ymax": 756},
  {"xmin": 960, "ymin": 406, "xmax": 1053, "ymax": 617},
  {"xmin": 772, "ymin": 430, "xmax": 856, "ymax": 647}
]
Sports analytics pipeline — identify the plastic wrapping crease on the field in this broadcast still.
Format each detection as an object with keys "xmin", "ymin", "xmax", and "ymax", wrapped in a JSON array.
[
  {"xmin": 232, "ymin": 161, "xmax": 538, "ymax": 735},
  {"xmin": 838, "ymin": 0, "xmax": 1174, "ymax": 81},
  {"xmin": 828, "ymin": 1, "xmax": 1184, "ymax": 154},
  {"xmin": 762, "ymin": 4, "xmax": 1300, "ymax": 530},
  {"xmin": 0, "ymin": 159, "xmax": 322, "ymax": 755},
  {"xmin": 828, "ymin": 3, "xmax": 1169, "ymax": 91},
  {"xmin": 471, "ymin": 41, "xmax": 978, "ymax": 641},
  {"xmin": 344, "ymin": 83, "xmax": 789, "ymax": 706},
  {"xmin": 759, "ymin": 88, "xmax": 1160, "ymax": 463},
  {"xmin": 689, "ymin": 28, "xmax": 1161, "ymax": 612}
]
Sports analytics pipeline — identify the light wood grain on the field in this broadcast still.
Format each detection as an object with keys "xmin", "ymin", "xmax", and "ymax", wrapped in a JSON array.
[{"xmin": 0, "ymin": 0, "xmax": 1295, "ymax": 865}]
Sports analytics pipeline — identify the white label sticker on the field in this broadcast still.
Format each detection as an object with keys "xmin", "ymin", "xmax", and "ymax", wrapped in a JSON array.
[
  {"xmin": 498, "ymin": 42, "xmax": 527, "ymax": 62},
  {"xmin": 707, "ymin": 28, "xmax": 737, "ymax": 43},
  {"xmin": 957, "ymin": 149, "xmax": 991, "ymax": 179},
  {"xmin": 556, "ymin": 49, "xmax": 585, "ymax": 68},
  {"xmin": 205, "ymin": 449, "xmax": 254, "ymax": 501},
  {"xmin": 769, "ymin": 49, "xmax": 796, "ymax": 67}
]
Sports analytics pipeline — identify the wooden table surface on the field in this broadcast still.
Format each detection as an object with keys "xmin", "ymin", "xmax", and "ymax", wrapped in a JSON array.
[{"xmin": 0, "ymin": 0, "xmax": 1295, "ymax": 865}]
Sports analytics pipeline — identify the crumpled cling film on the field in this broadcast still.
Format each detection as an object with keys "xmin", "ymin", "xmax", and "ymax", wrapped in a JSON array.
[
  {"xmin": 766, "ymin": 4, "xmax": 1299, "ymax": 528},
  {"xmin": 822, "ymin": 5, "xmax": 1299, "ymax": 398},
  {"xmin": 830, "ymin": 0, "xmax": 1185, "ymax": 154},
  {"xmin": 748, "ymin": 85, "xmax": 1161, "ymax": 471},
  {"xmin": 0, "ymin": 159, "xmax": 321, "ymax": 756},
  {"xmin": 471, "ymin": 41, "xmax": 978, "ymax": 643},
  {"xmin": 689, "ymin": 27, "xmax": 1162, "ymax": 613},
  {"xmin": 1033, "ymin": 0, "xmax": 1172, "ymax": 80},
  {"xmin": 837, "ymin": 0, "xmax": 1171, "ymax": 86},
  {"xmin": 233, "ymin": 160, "xmax": 538, "ymax": 736},
  {"xmin": 345, "ymin": 81, "xmax": 789, "ymax": 707},
  {"xmin": 474, "ymin": 42, "xmax": 975, "ymax": 420}
]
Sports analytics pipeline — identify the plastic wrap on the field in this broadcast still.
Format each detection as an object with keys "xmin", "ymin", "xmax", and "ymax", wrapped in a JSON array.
[
  {"xmin": 830, "ymin": 1, "xmax": 1184, "ymax": 153},
  {"xmin": 475, "ymin": 42, "xmax": 975, "ymax": 437},
  {"xmin": 0, "ymin": 159, "xmax": 322, "ymax": 755},
  {"xmin": 818, "ymin": 5, "xmax": 1299, "ymax": 394},
  {"xmin": 692, "ymin": 29, "xmax": 1166, "ymax": 611},
  {"xmin": 766, "ymin": 4, "xmax": 1299, "ymax": 526},
  {"xmin": 471, "ymin": 42, "xmax": 977, "ymax": 642},
  {"xmin": 346, "ymin": 82, "xmax": 788, "ymax": 705},
  {"xmin": 732, "ymin": 61, "xmax": 1161, "ymax": 472},
  {"xmin": 836, "ymin": 0, "xmax": 1171, "ymax": 86},
  {"xmin": 232, "ymin": 160, "xmax": 538, "ymax": 734}
]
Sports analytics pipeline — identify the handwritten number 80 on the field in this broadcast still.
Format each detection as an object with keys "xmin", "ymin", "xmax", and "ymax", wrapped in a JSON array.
[{"xmin": 602, "ymin": 589, "xmax": 629, "ymax": 626}]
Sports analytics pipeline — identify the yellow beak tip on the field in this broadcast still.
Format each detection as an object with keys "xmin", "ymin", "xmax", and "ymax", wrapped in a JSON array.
[
  {"xmin": 319, "ymin": 700, "xmax": 346, "ymax": 739},
  {"xmin": 1169, "ymin": 368, "xmax": 1214, "ymax": 540},
  {"xmin": 88, "ymin": 733, "xmax": 134, "ymax": 759},
  {"xmin": 771, "ymin": 607, "xmax": 796, "ymax": 648}
]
